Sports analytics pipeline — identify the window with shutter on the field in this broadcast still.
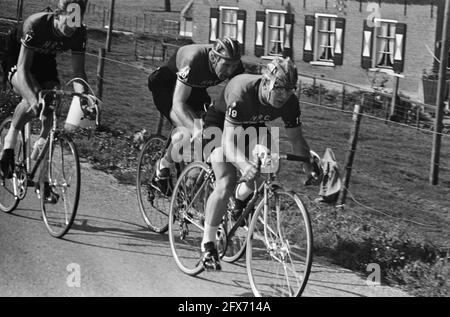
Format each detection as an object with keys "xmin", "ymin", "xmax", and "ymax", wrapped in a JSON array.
[
  {"xmin": 362, "ymin": 19, "xmax": 407, "ymax": 74},
  {"xmin": 220, "ymin": 7, "xmax": 238, "ymax": 39},
  {"xmin": 216, "ymin": 7, "xmax": 246, "ymax": 55},
  {"xmin": 305, "ymin": 14, "xmax": 346, "ymax": 66},
  {"xmin": 266, "ymin": 10, "xmax": 286, "ymax": 57},
  {"xmin": 257, "ymin": 10, "xmax": 293, "ymax": 59}
]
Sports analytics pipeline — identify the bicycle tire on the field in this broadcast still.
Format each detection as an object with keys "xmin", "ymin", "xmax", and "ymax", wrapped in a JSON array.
[
  {"xmin": 221, "ymin": 203, "xmax": 252, "ymax": 263},
  {"xmin": 168, "ymin": 161, "xmax": 212, "ymax": 276},
  {"xmin": 0, "ymin": 117, "xmax": 24, "ymax": 213},
  {"xmin": 41, "ymin": 133, "xmax": 80, "ymax": 238},
  {"xmin": 246, "ymin": 188, "xmax": 313, "ymax": 297},
  {"xmin": 136, "ymin": 134, "xmax": 177, "ymax": 233}
]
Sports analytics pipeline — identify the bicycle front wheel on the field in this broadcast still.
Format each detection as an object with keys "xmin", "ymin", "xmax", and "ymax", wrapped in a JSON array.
[
  {"xmin": 246, "ymin": 188, "xmax": 313, "ymax": 297},
  {"xmin": 41, "ymin": 134, "xmax": 80, "ymax": 238},
  {"xmin": 168, "ymin": 161, "xmax": 213, "ymax": 276},
  {"xmin": 136, "ymin": 135, "xmax": 176, "ymax": 233},
  {"xmin": 0, "ymin": 117, "xmax": 23, "ymax": 213}
]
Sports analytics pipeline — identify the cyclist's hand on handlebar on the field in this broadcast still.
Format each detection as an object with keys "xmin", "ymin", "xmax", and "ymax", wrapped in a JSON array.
[
  {"xmin": 304, "ymin": 160, "xmax": 322, "ymax": 186},
  {"xmin": 241, "ymin": 162, "xmax": 259, "ymax": 183}
]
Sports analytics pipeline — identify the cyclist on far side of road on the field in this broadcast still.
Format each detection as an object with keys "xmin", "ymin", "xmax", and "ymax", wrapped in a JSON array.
[
  {"xmin": 147, "ymin": 37, "xmax": 244, "ymax": 193},
  {"xmin": 0, "ymin": 0, "xmax": 90, "ymax": 202},
  {"xmin": 200, "ymin": 57, "xmax": 319, "ymax": 270}
]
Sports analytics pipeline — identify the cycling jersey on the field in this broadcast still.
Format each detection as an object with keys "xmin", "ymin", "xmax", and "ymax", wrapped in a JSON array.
[
  {"xmin": 18, "ymin": 12, "xmax": 87, "ymax": 55},
  {"xmin": 148, "ymin": 43, "xmax": 244, "ymax": 122},
  {"xmin": 204, "ymin": 74, "xmax": 302, "ymax": 130},
  {"xmin": 2, "ymin": 12, "xmax": 87, "ymax": 85},
  {"xmin": 166, "ymin": 44, "xmax": 222, "ymax": 88}
]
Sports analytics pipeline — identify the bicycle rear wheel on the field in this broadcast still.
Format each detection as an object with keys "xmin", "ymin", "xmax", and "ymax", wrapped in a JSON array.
[
  {"xmin": 168, "ymin": 161, "xmax": 213, "ymax": 276},
  {"xmin": 0, "ymin": 117, "xmax": 24, "ymax": 213},
  {"xmin": 41, "ymin": 133, "xmax": 80, "ymax": 238},
  {"xmin": 221, "ymin": 201, "xmax": 252, "ymax": 263},
  {"xmin": 246, "ymin": 188, "xmax": 313, "ymax": 297},
  {"xmin": 136, "ymin": 135, "xmax": 177, "ymax": 233}
]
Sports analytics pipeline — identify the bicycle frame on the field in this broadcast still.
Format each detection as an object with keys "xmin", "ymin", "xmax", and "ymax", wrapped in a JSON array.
[
  {"xmin": 16, "ymin": 87, "xmax": 99, "ymax": 191},
  {"xmin": 226, "ymin": 173, "xmax": 278, "ymax": 241},
  {"xmin": 18, "ymin": 98, "xmax": 64, "ymax": 187}
]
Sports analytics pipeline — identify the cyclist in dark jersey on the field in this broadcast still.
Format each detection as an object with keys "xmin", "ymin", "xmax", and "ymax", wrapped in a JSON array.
[
  {"xmin": 0, "ymin": 0, "xmax": 89, "ymax": 202},
  {"xmin": 200, "ymin": 57, "xmax": 318, "ymax": 270},
  {"xmin": 147, "ymin": 37, "xmax": 244, "ymax": 192}
]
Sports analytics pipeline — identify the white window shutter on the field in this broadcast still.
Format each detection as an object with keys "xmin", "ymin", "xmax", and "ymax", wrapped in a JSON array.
[
  {"xmin": 303, "ymin": 15, "xmax": 315, "ymax": 62},
  {"xmin": 255, "ymin": 11, "xmax": 265, "ymax": 57},
  {"xmin": 209, "ymin": 8, "xmax": 219, "ymax": 43},
  {"xmin": 237, "ymin": 10, "xmax": 246, "ymax": 55},
  {"xmin": 333, "ymin": 17, "xmax": 346, "ymax": 65},
  {"xmin": 361, "ymin": 20, "xmax": 374, "ymax": 69},
  {"xmin": 393, "ymin": 23, "xmax": 407, "ymax": 73},
  {"xmin": 283, "ymin": 13, "xmax": 294, "ymax": 58}
]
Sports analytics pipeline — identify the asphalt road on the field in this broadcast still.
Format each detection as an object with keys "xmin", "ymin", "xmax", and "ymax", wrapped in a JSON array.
[{"xmin": 0, "ymin": 162, "xmax": 410, "ymax": 297}]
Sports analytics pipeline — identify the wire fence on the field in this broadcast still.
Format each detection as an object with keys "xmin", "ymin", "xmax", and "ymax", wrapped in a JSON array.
[
  {"xmin": 0, "ymin": 0, "xmax": 185, "ymax": 36},
  {"xmin": 0, "ymin": 5, "xmax": 449, "ymax": 248},
  {"xmin": 296, "ymin": 74, "xmax": 450, "ymax": 137}
]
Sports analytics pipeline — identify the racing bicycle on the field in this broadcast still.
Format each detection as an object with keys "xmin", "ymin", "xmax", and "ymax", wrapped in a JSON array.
[
  {"xmin": 0, "ymin": 80, "xmax": 100, "ymax": 238},
  {"xmin": 168, "ymin": 151, "xmax": 317, "ymax": 297}
]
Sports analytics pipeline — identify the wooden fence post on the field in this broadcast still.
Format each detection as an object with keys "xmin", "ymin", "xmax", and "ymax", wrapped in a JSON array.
[
  {"xmin": 96, "ymin": 48, "xmax": 106, "ymax": 99},
  {"xmin": 318, "ymin": 83, "xmax": 322, "ymax": 105},
  {"xmin": 143, "ymin": 14, "xmax": 147, "ymax": 33},
  {"xmin": 105, "ymin": 0, "xmax": 115, "ymax": 52},
  {"xmin": 416, "ymin": 106, "xmax": 421, "ymax": 130},
  {"xmin": 336, "ymin": 101, "xmax": 364, "ymax": 209},
  {"xmin": 134, "ymin": 36, "xmax": 138, "ymax": 60},
  {"xmin": 297, "ymin": 80, "xmax": 302, "ymax": 101},
  {"xmin": 161, "ymin": 42, "xmax": 167, "ymax": 61},
  {"xmin": 390, "ymin": 75, "xmax": 400, "ymax": 119}
]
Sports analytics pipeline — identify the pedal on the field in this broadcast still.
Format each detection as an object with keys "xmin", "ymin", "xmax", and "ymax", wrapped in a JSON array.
[{"xmin": 204, "ymin": 261, "xmax": 222, "ymax": 272}]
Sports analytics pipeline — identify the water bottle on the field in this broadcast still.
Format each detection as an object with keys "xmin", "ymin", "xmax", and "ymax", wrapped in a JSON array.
[{"xmin": 30, "ymin": 138, "xmax": 46, "ymax": 161}]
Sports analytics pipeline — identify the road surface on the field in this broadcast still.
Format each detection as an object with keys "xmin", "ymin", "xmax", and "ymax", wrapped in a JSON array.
[{"xmin": 0, "ymin": 162, "xmax": 410, "ymax": 297}]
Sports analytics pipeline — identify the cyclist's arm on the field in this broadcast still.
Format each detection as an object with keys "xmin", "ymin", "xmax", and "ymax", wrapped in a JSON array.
[
  {"xmin": 285, "ymin": 126, "xmax": 314, "ymax": 173},
  {"xmin": 71, "ymin": 52, "xmax": 88, "ymax": 93},
  {"xmin": 172, "ymin": 80, "xmax": 199, "ymax": 130},
  {"xmin": 222, "ymin": 119, "xmax": 252, "ymax": 172},
  {"xmin": 14, "ymin": 45, "xmax": 40, "ymax": 106}
]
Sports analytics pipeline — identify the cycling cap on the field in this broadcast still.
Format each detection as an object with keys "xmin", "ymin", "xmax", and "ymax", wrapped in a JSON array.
[
  {"xmin": 212, "ymin": 37, "xmax": 241, "ymax": 61},
  {"xmin": 58, "ymin": 0, "xmax": 87, "ymax": 15},
  {"xmin": 263, "ymin": 57, "xmax": 298, "ymax": 90}
]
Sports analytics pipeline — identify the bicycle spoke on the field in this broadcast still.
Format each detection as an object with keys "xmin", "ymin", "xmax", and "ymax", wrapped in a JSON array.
[
  {"xmin": 169, "ymin": 162, "xmax": 211, "ymax": 276},
  {"xmin": 0, "ymin": 118, "xmax": 21, "ymax": 213},
  {"xmin": 41, "ymin": 135, "xmax": 80, "ymax": 238},
  {"xmin": 247, "ymin": 190, "xmax": 313, "ymax": 297},
  {"xmin": 136, "ymin": 135, "xmax": 173, "ymax": 233}
]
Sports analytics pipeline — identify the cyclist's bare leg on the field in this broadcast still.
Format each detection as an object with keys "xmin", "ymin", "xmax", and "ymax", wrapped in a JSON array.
[
  {"xmin": 38, "ymin": 81, "xmax": 59, "ymax": 140},
  {"xmin": 202, "ymin": 147, "xmax": 237, "ymax": 245},
  {"xmin": 2, "ymin": 99, "xmax": 34, "ymax": 150},
  {"xmin": 3, "ymin": 70, "xmax": 40, "ymax": 151}
]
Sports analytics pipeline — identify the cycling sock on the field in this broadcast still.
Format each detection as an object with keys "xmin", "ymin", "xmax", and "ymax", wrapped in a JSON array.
[
  {"xmin": 235, "ymin": 182, "xmax": 253, "ymax": 202},
  {"xmin": 159, "ymin": 157, "xmax": 172, "ymax": 170},
  {"xmin": 201, "ymin": 224, "xmax": 219, "ymax": 251}
]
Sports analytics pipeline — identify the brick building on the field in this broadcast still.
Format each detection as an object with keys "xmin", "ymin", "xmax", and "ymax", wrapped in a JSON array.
[{"xmin": 188, "ymin": 0, "xmax": 442, "ymax": 100}]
